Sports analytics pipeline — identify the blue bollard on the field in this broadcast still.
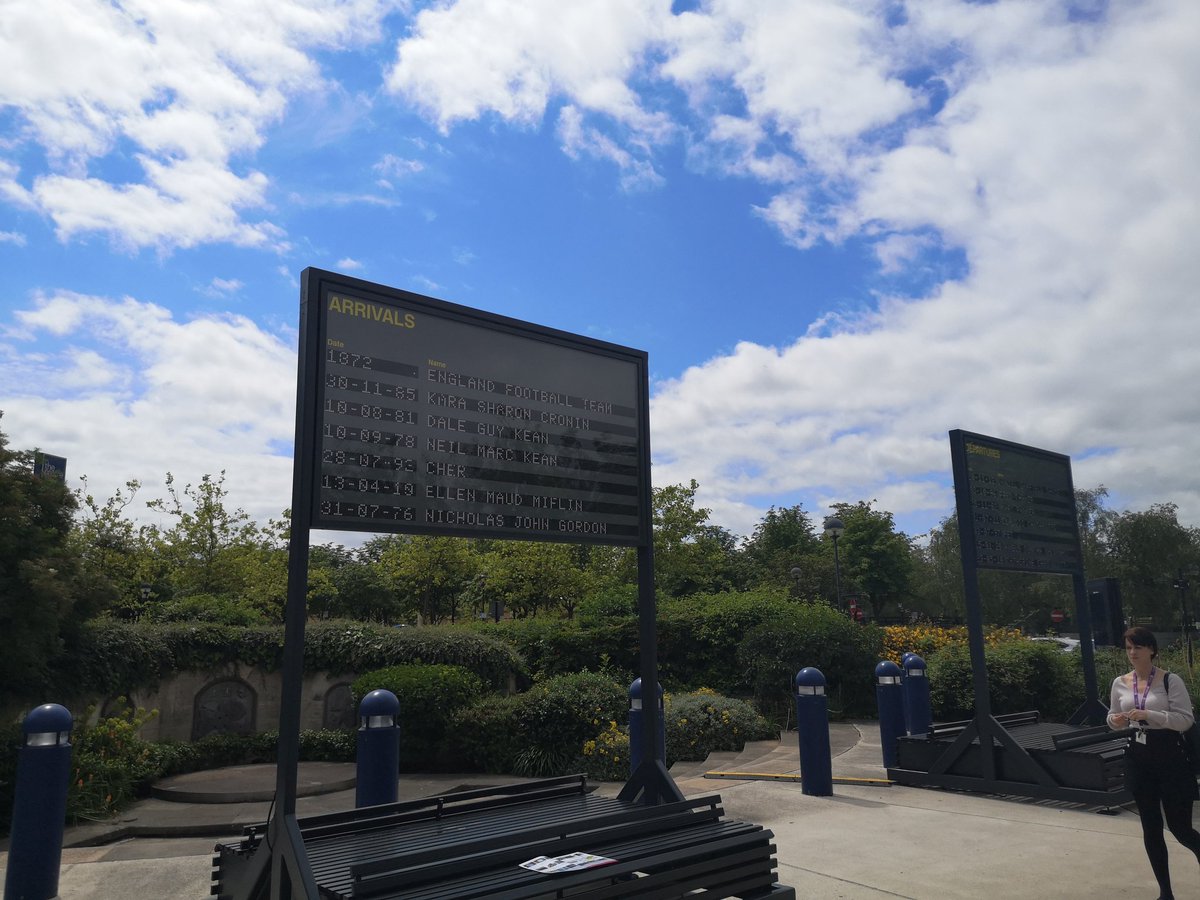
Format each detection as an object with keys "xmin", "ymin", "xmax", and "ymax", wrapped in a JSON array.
[
  {"xmin": 5, "ymin": 704, "xmax": 74, "ymax": 900},
  {"xmin": 355, "ymin": 690, "xmax": 400, "ymax": 808},
  {"xmin": 902, "ymin": 654, "xmax": 932, "ymax": 737},
  {"xmin": 628, "ymin": 678, "xmax": 665, "ymax": 775},
  {"xmin": 899, "ymin": 651, "xmax": 917, "ymax": 734},
  {"xmin": 875, "ymin": 661, "xmax": 906, "ymax": 768},
  {"xmin": 794, "ymin": 668, "xmax": 832, "ymax": 796}
]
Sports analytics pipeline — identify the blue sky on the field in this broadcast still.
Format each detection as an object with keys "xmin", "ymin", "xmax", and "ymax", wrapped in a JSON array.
[{"xmin": 2, "ymin": 0, "xmax": 1198, "ymax": 546}]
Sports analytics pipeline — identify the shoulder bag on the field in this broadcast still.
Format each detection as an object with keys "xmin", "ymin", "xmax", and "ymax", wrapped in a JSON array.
[{"xmin": 1164, "ymin": 671, "xmax": 1200, "ymax": 774}]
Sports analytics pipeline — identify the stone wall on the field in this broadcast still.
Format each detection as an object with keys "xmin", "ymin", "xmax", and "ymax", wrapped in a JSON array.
[{"xmin": 91, "ymin": 666, "xmax": 359, "ymax": 742}]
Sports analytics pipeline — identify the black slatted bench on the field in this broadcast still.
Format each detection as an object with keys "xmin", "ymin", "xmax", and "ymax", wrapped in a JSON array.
[{"xmin": 212, "ymin": 775, "xmax": 794, "ymax": 900}]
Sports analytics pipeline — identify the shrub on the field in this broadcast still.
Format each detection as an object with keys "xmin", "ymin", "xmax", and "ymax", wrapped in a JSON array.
[
  {"xmin": 352, "ymin": 664, "xmax": 484, "ymax": 771},
  {"xmin": 150, "ymin": 729, "xmax": 355, "ymax": 778},
  {"xmin": 0, "ymin": 721, "xmax": 21, "ymax": 836},
  {"xmin": 511, "ymin": 672, "xmax": 627, "ymax": 777},
  {"xmin": 578, "ymin": 721, "xmax": 630, "ymax": 782},
  {"xmin": 658, "ymin": 589, "xmax": 800, "ymax": 692},
  {"xmin": 67, "ymin": 704, "xmax": 161, "ymax": 823},
  {"xmin": 53, "ymin": 623, "xmax": 178, "ymax": 699},
  {"xmin": 927, "ymin": 641, "xmax": 1082, "ymax": 721},
  {"xmin": 446, "ymin": 694, "xmax": 527, "ymax": 774},
  {"xmin": 736, "ymin": 604, "xmax": 883, "ymax": 720},
  {"xmin": 576, "ymin": 586, "xmax": 638, "ymax": 627},
  {"xmin": 664, "ymin": 690, "xmax": 776, "ymax": 765},
  {"xmin": 447, "ymin": 671, "xmax": 625, "ymax": 777},
  {"xmin": 881, "ymin": 624, "xmax": 1024, "ymax": 665}
]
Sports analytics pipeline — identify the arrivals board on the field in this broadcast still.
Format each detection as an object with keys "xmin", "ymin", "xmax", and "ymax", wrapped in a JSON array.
[
  {"xmin": 949, "ymin": 430, "xmax": 1082, "ymax": 574},
  {"xmin": 301, "ymin": 269, "xmax": 647, "ymax": 545}
]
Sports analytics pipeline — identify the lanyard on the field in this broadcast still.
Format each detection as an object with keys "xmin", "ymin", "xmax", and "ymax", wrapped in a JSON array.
[{"xmin": 1133, "ymin": 666, "xmax": 1156, "ymax": 711}]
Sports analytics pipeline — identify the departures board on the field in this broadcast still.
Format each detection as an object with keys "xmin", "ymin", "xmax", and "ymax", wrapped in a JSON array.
[
  {"xmin": 949, "ymin": 430, "xmax": 1082, "ymax": 574},
  {"xmin": 300, "ymin": 269, "xmax": 648, "ymax": 546}
]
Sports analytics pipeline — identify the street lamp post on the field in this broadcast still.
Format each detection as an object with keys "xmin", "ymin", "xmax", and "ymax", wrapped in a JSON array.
[
  {"xmin": 824, "ymin": 516, "xmax": 845, "ymax": 611},
  {"xmin": 1174, "ymin": 569, "xmax": 1194, "ymax": 672}
]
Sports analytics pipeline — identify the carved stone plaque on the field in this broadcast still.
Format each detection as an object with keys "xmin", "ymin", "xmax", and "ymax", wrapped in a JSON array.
[
  {"xmin": 193, "ymin": 679, "xmax": 256, "ymax": 740},
  {"xmin": 323, "ymin": 683, "xmax": 356, "ymax": 730}
]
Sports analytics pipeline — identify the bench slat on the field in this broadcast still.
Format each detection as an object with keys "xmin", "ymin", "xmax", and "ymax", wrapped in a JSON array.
[
  {"xmin": 352, "ymin": 795, "xmax": 722, "ymax": 881},
  {"xmin": 346, "ymin": 822, "xmax": 774, "ymax": 900}
]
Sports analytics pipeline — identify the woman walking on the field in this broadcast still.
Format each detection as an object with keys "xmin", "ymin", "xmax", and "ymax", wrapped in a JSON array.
[{"xmin": 1107, "ymin": 625, "xmax": 1200, "ymax": 899}]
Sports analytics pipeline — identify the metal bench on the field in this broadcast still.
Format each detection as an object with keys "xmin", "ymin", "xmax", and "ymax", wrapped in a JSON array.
[{"xmin": 212, "ymin": 775, "xmax": 795, "ymax": 900}]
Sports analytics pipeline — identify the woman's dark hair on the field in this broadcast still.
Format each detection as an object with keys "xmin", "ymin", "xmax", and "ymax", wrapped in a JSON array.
[{"xmin": 1123, "ymin": 625, "xmax": 1158, "ymax": 656}]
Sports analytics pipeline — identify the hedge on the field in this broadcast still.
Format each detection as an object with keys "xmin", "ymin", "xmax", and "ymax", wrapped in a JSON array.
[{"xmin": 33, "ymin": 619, "xmax": 523, "ymax": 702}]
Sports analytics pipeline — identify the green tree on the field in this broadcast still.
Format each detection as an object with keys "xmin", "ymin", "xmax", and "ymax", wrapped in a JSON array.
[
  {"xmin": 649, "ymin": 480, "xmax": 740, "ymax": 598},
  {"xmin": 909, "ymin": 512, "xmax": 1074, "ymax": 629},
  {"xmin": 480, "ymin": 540, "xmax": 588, "ymax": 619},
  {"xmin": 377, "ymin": 535, "xmax": 480, "ymax": 624},
  {"xmin": 1103, "ymin": 503, "xmax": 1200, "ymax": 625},
  {"xmin": 227, "ymin": 513, "xmax": 293, "ymax": 622},
  {"xmin": 307, "ymin": 543, "xmax": 396, "ymax": 622},
  {"xmin": 0, "ymin": 416, "xmax": 91, "ymax": 701},
  {"xmin": 743, "ymin": 504, "xmax": 821, "ymax": 595},
  {"xmin": 908, "ymin": 514, "xmax": 965, "ymax": 620},
  {"xmin": 145, "ymin": 471, "xmax": 264, "ymax": 600},
  {"xmin": 830, "ymin": 500, "xmax": 914, "ymax": 621},
  {"xmin": 69, "ymin": 477, "xmax": 155, "ymax": 619},
  {"xmin": 1076, "ymin": 485, "xmax": 1115, "ymax": 581},
  {"xmin": 695, "ymin": 523, "xmax": 753, "ymax": 593}
]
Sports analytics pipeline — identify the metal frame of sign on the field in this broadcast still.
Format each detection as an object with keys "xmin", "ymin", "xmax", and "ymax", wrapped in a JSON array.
[
  {"xmin": 887, "ymin": 430, "xmax": 1110, "ymax": 805},
  {"xmin": 252, "ymin": 269, "xmax": 679, "ymax": 899}
]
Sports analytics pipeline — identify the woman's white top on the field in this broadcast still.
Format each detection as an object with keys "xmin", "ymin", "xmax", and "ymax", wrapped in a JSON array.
[{"xmin": 1107, "ymin": 670, "xmax": 1195, "ymax": 731}]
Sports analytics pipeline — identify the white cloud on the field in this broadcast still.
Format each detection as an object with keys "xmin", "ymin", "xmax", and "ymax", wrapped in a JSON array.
[
  {"xmin": 557, "ymin": 106, "xmax": 664, "ymax": 191},
  {"xmin": 0, "ymin": 230, "xmax": 27, "ymax": 246},
  {"xmin": 387, "ymin": 0, "xmax": 671, "ymax": 131},
  {"xmin": 386, "ymin": 0, "xmax": 672, "ymax": 185},
  {"xmin": 0, "ymin": 291, "xmax": 297, "ymax": 524},
  {"xmin": 335, "ymin": 257, "xmax": 364, "ymax": 271},
  {"xmin": 873, "ymin": 233, "xmax": 936, "ymax": 275},
  {"xmin": 202, "ymin": 277, "xmax": 245, "ymax": 297},
  {"xmin": 374, "ymin": 154, "xmax": 425, "ymax": 180},
  {"xmin": 0, "ymin": 0, "xmax": 401, "ymax": 251},
  {"xmin": 58, "ymin": 347, "xmax": 130, "ymax": 390},
  {"xmin": 652, "ymin": 0, "xmax": 1200, "ymax": 534},
  {"xmin": 378, "ymin": 0, "xmax": 1200, "ymax": 542}
]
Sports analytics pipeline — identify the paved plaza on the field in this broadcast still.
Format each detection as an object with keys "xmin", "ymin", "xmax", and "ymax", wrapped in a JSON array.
[{"xmin": 1, "ymin": 722, "xmax": 1192, "ymax": 899}]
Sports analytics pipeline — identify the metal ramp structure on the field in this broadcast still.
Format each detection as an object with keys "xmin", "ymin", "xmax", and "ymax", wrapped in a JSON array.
[
  {"xmin": 886, "ymin": 432, "xmax": 1124, "ymax": 805},
  {"xmin": 891, "ymin": 712, "xmax": 1130, "ymax": 805}
]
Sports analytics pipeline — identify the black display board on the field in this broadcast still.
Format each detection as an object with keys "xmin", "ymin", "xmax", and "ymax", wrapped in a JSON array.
[
  {"xmin": 307, "ymin": 269, "xmax": 647, "ymax": 546},
  {"xmin": 950, "ymin": 430, "xmax": 1082, "ymax": 575},
  {"xmin": 254, "ymin": 270, "xmax": 671, "ymax": 900},
  {"xmin": 900, "ymin": 430, "xmax": 1108, "ymax": 804}
]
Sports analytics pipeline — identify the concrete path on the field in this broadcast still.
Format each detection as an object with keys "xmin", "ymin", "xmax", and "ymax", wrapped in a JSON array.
[{"xmin": 1, "ymin": 722, "xmax": 1191, "ymax": 899}]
